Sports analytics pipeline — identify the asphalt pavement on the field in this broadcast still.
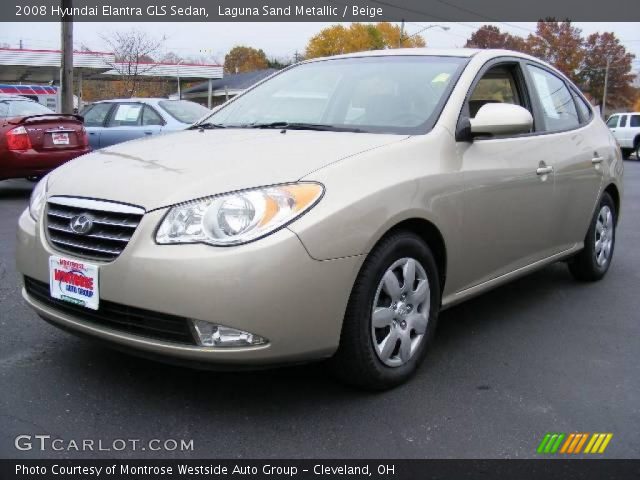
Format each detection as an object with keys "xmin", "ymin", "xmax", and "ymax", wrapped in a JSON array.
[{"xmin": 0, "ymin": 162, "xmax": 638, "ymax": 459}]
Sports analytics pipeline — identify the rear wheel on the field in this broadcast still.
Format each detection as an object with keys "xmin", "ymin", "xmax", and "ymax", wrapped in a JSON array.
[
  {"xmin": 635, "ymin": 141, "xmax": 640, "ymax": 160},
  {"xmin": 332, "ymin": 231, "xmax": 441, "ymax": 390},
  {"xmin": 568, "ymin": 192, "xmax": 616, "ymax": 281}
]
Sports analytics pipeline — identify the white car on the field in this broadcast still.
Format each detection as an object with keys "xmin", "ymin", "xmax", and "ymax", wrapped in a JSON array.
[{"xmin": 606, "ymin": 112, "xmax": 640, "ymax": 159}]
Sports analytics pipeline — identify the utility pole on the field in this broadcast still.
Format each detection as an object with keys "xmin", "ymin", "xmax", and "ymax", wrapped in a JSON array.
[
  {"xmin": 60, "ymin": 0, "xmax": 74, "ymax": 114},
  {"xmin": 601, "ymin": 56, "xmax": 611, "ymax": 120},
  {"xmin": 398, "ymin": 19, "xmax": 405, "ymax": 48}
]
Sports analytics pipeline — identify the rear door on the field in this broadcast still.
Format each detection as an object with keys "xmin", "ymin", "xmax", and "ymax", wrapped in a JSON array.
[
  {"xmin": 140, "ymin": 105, "xmax": 165, "ymax": 136},
  {"xmin": 523, "ymin": 63, "xmax": 605, "ymax": 250},
  {"xmin": 82, "ymin": 103, "xmax": 114, "ymax": 149}
]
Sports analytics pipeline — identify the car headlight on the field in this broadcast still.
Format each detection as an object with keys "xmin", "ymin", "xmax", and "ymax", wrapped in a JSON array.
[
  {"xmin": 156, "ymin": 182, "xmax": 324, "ymax": 246},
  {"xmin": 29, "ymin": 175, "xmax": 49, "ymax": 222}
]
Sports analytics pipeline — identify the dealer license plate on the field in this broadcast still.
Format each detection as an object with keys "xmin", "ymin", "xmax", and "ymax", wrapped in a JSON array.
[
  {"xmin": 52, "ymin": 132, "xmax": 69, "ymax": 145},
  {"xmin": 49, "ymin": 256, "xmax": 99, "ymax": 310}
]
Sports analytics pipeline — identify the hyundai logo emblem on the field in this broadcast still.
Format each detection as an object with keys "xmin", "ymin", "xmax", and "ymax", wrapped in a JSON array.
[{"xmin": 69, "ymin": 214, "xmax": 93, "ymax": 235}]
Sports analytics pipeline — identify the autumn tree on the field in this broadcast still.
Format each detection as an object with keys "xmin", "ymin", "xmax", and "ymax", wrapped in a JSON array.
[
  {"xmin": 100, "ymin": 29, "xmax": 164, "ymax": 97},
  {"xmin": 578, "ymin": 32, "xmax": 637, "ymax": 111},
  {"xmin": 224, "ymin": 46, "xmax": 268, "ymax": 74},
  {"xmin": 465, "ymin": 25, "xmax": 527, "ymax": 52},
  {"xmin": 525, "ymin": 20, "xmax": 584, "ymax": 82},
  {"xmin": 305, "ymin": 22, "xmax": 425, "ymax": 59}
]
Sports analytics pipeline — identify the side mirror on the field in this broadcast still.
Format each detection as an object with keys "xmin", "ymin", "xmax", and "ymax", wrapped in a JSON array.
[{"xmin": 469, "ymin": 103, "xmax": 533, "ymax": 137}]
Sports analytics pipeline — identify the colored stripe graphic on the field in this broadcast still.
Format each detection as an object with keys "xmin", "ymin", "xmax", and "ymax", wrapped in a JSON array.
[
  {"xmin": 537, "ymin": 433, "xmax": 566, "ymax": 454},
  {"xmin": 584, "ymin": 433, "xmax": 614, "ymax": 454},
  {"xmin": 541, "ymin": 433, "xmax": 614, "ymax": 454}
]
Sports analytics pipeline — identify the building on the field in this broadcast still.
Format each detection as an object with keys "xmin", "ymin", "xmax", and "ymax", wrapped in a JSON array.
[
  {"xmin": 177, "ymin": 69, "xmax": 278, "ymax": 107},
  {"xmin": 0, "ymin": 47, "xmax": 223, "ymax": 111}
]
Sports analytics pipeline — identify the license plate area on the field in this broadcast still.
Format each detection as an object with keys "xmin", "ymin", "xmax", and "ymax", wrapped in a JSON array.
[
  {"xmin": 51, "ymin": 132, "xmax": 70, "ymax": 145},
  {"xmin": 49, "ymin": 256, "xmax": 99, "ymax": 310}
]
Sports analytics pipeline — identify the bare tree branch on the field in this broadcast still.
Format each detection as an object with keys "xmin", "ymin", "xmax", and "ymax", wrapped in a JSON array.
[{"xmin": 100, "ymin": 29, "xmax": 164, "ymax": 97}]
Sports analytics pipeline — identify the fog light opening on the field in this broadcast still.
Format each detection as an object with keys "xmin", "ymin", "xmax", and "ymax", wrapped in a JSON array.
[{"xmin": 192, "ymin": 320, "xmax": 267, "ymax": 347}]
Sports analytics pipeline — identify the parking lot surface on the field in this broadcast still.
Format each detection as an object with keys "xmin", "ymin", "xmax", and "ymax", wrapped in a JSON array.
[{"xmin": 1, "ymin": 162, "xmax": 639, "ymax": 459}]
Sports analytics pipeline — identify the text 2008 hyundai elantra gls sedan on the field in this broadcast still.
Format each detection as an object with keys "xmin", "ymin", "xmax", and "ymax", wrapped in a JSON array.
[{"xmin": 17, "ymin": 49, "xmax": 623, "ymax": 389}]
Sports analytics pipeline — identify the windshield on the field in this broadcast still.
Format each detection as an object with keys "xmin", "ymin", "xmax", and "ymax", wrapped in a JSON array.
[
  {"xmin": 159, "ymin": 100, "xmax": 210, "ymax": 124},
  {"xmin": 200, "ymin": 56, "xmax": 467, "ymax": 134},
  {"xmin": 0, "ymin": 99, "xmax": 53, "ymax": 118}
]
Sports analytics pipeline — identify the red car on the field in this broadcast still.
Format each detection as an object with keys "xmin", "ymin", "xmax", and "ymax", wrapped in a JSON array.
[{"xmin": 0, "ymin": 94, "xmax": 90, "ymax": 181}]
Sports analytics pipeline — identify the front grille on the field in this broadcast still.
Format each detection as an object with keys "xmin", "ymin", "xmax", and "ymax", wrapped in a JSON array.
[
  {"xmin": 46, "ymin": 196, "xmax": 144, "ymax": 262},
  {"xmin": 25, "ymin": 277, "xmax": 196, "ymax": 345}
]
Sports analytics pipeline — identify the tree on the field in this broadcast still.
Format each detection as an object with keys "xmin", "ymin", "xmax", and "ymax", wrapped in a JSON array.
[
  {"xmin": 578, "ymin": 32, "xmax": 636, "ymax": 111},
  {"xmin": 224, "ymin": 46, "xmax": 268, "ymax": 74},
  {"xmin": 525, "ymin": 20, "xmax": 584, "ymax": 82},
  {"xmin": 100, "ymin": 29, "xmax": 164, "ymax": 97},
  {"xmin": 305, "ymin": 22, "xmax": 425, "ymax": 59},
  {"xmin": 465, "ymin": 25, "xmax": 527, "ymax": 52}
]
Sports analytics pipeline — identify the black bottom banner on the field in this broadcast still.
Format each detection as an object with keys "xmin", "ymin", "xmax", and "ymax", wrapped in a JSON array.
[{"xmin": 2, "ymin": 459, "xmax": 640, "ymax": 480}]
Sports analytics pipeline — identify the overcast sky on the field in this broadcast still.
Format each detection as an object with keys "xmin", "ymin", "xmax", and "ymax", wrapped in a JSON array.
[{"xmin": 1, "ymin": 22, "xmax": 639, "ymax": 68}]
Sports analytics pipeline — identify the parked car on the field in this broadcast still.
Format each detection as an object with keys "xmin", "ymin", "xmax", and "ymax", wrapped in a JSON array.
[
  {"xmin": 18, "ymin": 49, "xmax": 623, "ymax": 389},
  {"xmin": 80, "ymin": 98, "xmax": 210, "ymax": 149},
  {"xmin": 606, "ymin": 112, "xmax": 640, "ymax": 159},
  {"xmin": 0, "ymin": 94, "xmax": 90, "ymax": 182}
]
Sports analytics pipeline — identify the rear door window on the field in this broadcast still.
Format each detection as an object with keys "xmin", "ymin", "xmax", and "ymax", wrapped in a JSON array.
[
  {"xmin": 620, "ymin": 115, "xmax": 627, "ymax": 127},
  {"xmin": 141, "ymin": 106, "xmax": 164, "ymax": 126},
  {"xmin": 527, "ymin": 65, "xmax": 579, "ymax": 132}
]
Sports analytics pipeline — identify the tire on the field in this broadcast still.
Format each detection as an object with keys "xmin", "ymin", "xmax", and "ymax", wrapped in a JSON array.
[
  {"xmin": 620, "ymin": 148, "xmax": 632, "ymax": 160},
  {"xmin": 635, "ymin": 142, "xmax": 640, "ymax": 160},
  {"xmin": 568, "ymin": 192, "xmax": 616, "ymax": 281},
  {"xmin": 331, "ymin": 231, "xmax": 441, "ymax": 390},
  {"xmin": 25, "ymin": 176, "xmax": 41, "ymax": 182}
]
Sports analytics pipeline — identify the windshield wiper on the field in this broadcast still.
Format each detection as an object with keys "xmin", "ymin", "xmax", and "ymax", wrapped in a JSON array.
[
  {"xmin": 247, "ymin": 122, "xmax": 362, "ymax": 132},
  {"xmin": 190, "ymin": 122, "xmax": 227, "ymax": 130}
]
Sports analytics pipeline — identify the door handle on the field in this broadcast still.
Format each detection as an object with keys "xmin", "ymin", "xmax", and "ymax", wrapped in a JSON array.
[
  {"xmin": 592, "ymin": 156, "xmax": 605, "ymax": 164},
  {"xmin": 144, "ymin": 131, "xmax": 153, "ymax": 135},
  {"xmin": 536, "ymin": 165, "xmax": 553, "ymax": 175}
]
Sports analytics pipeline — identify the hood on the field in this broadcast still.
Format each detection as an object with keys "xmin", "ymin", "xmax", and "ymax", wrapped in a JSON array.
[{"xmin": 47, "ymin": 129, "xmax": 405, "ymax": 210}]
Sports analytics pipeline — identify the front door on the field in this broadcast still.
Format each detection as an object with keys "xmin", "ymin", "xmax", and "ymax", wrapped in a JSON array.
[{"xmin": 455, "ymin": 61, "xmax": 559, "ymax": 292}]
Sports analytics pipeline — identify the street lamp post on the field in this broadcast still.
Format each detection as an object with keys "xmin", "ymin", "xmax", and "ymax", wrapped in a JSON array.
[{"xmin": 400, "ymin": 23, "xmax": 450, "ymax": 47}]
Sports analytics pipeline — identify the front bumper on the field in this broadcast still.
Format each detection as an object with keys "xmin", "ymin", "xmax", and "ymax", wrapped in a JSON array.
[{"xmin": 16, "ymin": 208, "xmax": 363, "ymax": 365}]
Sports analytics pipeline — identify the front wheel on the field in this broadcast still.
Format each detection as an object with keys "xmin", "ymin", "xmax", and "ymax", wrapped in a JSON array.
[
  {"xmin": 332, "ymin": 231, "xmax": 441, "ymax": 390},
  {"xmin": 568, "ymin": 192, "xmax": 616, "ymax": 281},
  {"xmin": 620, "ymin": 148, "xmax": 632, "ymax": 160}
]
